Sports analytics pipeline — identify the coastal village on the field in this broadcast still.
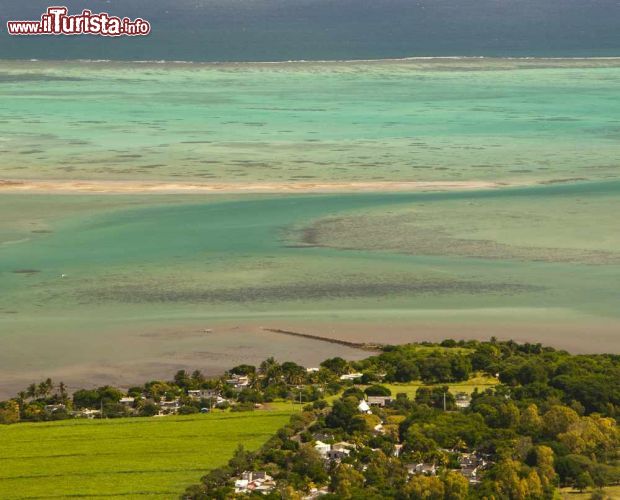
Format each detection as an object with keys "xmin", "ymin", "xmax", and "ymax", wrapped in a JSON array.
[
  {"xmin": 2, "ymin": 340, "xmax": 619, "ymax": 499},
  {"xmin": 229, "ymin": 389, "xmax": 489, "ymax": 496},
  {"xmin": 40, "ymin": 364, "xmax": 490, "ymax": 495}
]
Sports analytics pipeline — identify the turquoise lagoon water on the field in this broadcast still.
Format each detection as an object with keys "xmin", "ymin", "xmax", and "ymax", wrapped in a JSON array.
[
  {"xmin": 1, "ymin": 59, "xmax": 619, "ymax": 392},
  {"xmin": 1, "ymin": 59, "xmax": 620, "ymax": 184},
  {"xmin": 1, "ymin": 180, "xmax": 619, "ymax": 330}
]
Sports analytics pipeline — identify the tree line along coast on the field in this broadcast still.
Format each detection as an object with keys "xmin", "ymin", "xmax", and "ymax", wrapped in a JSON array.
[{"xmin": 1, "ymin": 338, "xmax": 619, "ymax": 499}]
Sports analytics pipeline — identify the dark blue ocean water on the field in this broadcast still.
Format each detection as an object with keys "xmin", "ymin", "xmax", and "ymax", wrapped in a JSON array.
[{"xmin": 1, "ymin": 0, "xmax": 619, "ymax": 61}]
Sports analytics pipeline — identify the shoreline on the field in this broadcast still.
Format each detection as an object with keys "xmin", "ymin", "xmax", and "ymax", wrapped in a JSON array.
[
  {"xmin": 1, "ymin": 314, "xmax": 617, "ymax": 398},
  {"xmin": 0, "ymin": 179, "xmax": 516, "ymax": 195}
]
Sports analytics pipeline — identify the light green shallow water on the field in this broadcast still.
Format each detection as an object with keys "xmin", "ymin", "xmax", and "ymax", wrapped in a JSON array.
[
  {"xmin": 1, "ymin": 59, "xmax": 620, "ymax": 183},
  {"xmin": 1, "ymin": 59, "xmax": 619, "ymax": 393},
  {"xmin": 1, "ymin": 181, "xmax": 619, "ymax": 369}
]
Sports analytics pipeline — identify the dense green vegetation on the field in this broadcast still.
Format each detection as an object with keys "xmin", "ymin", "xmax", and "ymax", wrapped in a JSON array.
[
  {"xmin": 0, "ymin": 412, "xmax": 294, "ymax": 499},
  {"xmin": 183, "ymin": 339, "xmax": 620, "ymax": 499},
  {"xmin": 2, "ymin": 338, "xmax": 619, "ymax": 498},
  {"xmin": 0, "ymin": 361, "xmax": 340, "ymax": 424}
]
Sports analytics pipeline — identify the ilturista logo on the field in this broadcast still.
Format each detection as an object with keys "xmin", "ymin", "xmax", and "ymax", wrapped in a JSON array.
[{"xmin": 7, "ymin": 6, "xmax": 151, "ymax": 37}]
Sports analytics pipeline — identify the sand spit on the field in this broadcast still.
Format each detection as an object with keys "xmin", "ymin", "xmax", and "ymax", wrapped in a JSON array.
[{"xmin": 0, "ymin": 179, "xmax": 515, "ymax": 194}]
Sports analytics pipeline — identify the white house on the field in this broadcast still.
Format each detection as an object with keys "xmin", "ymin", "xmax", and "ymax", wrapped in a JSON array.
[
  {"xmin": 358, "ymin": 400, "xmax": 371, "ymax": 413},
  {"xmin": 407, "ymin": 463, "xmax": 437, "ymax": 476},
  {"xmin": 75, "ymin": 408, "xmax": 100, "ymax": 419},
  {"xmin": 44, "ymin": 404, "xmax": 66, "ymax": 413},
  {"xmin": 157, "ymin": 398, "xmax": 181, "ymax": 415},
  {"xmin": 315, "ymin": 441, "xmax": 354, "ymax": 462},
  {"xmin": 226, "ymin": 375, "xmax": 250, "ymax": 390},
  {"xmin": 234, "ymin": 478, "xmax": 249, "ymax": 492},
  {"xmin": 234, "ymin": 471, "xmax": 276, "ymax": 494},
  {"xmin": 314, "ymin": 440, "xmax": 331, "ymax": 457},
  {"xmin": 188, "ymin": 389, "xmax": 219, "ymax": 400}
]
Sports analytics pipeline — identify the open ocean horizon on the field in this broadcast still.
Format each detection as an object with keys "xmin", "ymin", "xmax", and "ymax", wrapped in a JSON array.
[
  {"xmin": 1, "ymin": 0, "xmax": 619, "ymax": 62},
  {"xmin": 6, "ymin": 56, "xmax": 620, "ymax": 65}
]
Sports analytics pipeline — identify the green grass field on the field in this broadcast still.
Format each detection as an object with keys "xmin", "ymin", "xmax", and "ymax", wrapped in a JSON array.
[
  {"xmin": 560, "ymin": 486, "xmax": 620, "ymax": 499},
  {"xmin": 0, "ymin": 410, "xmax": 294, "ymax": 499},
  {"xmin": 381, "ymin": 374, "xmax": 499, "ymax": 400}
]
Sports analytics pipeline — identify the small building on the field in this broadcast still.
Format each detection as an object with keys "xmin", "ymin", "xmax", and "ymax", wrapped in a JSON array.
[
  {"xmin": 458, "ymin": 451, "xmax": 490, "ymax": 484},
  {"xmin": 234, "ymin": 478, "xmax": 249, "ymax": 492},
  {"xmin": 326, "ymin": 448, "xmax": 350, "ymax": 461},
  {"xmin": 188, "ymin": 389, "xmax": 219, "ymax": 400},
  {"xmin": 214, "ymin": 396, "xmax": 228, "ymax": 406},
  {"xmin": 44, "ymin": 404, "xmax": 66, "ymax": 413},
  {"xmin": 407, "ymin": 463, "xmax": 437, "ymax": 476},
  {"xmin": 226, "ymin": 375, "xmax": 250, "ymax": 390},
  {"xmin": 241, "ymin": 471, "xmax": 270, "ymax": 481},
  {"xmin": 234, "ymin": 471, "xmax": 276, "ymax": 494},
  {"xmin": 119, "ymin": 397, "xmax": 135, "ymax": 406},
  {"xmin": 314, "ymin": 440, "xmax": 331, "ymax": 457},
  {"xmin": 306, "ymin": 367, "xmax": 320, "ymax": 373},
  {"xmin": 158, "ymin": 398, "xmax": 181, "ymax": 415},
  {"xmin": 358, "ymin": 400, "xmax": 371, "ymax": 413},
  {"xmin": 455, "ymin": 392, "xmax": 471, "ymax": 409},
  {"xmin": 459, "ymin": 452, "xmax": 487, "ymax": 468},
  {"xmin": 332, "ymin": 442, "xmax": 355, "ymax": 452},
  {"xmin": 460, "ymin": 466, "xmax": 479, "ymax": 484},
  {"xmin": 367, "ymin": 396, "xmax": 393, "ymax": 407},
  {"xmin": 74, "ymin": 408, "xmax": 100, "ymax": 419},
  {"xmin": 339, "ymin": 373, "xmax": 363, "ymax": 381},
  {"xmin": 315, "ymin": 441, "xmax": 354, "ymax": 462}
]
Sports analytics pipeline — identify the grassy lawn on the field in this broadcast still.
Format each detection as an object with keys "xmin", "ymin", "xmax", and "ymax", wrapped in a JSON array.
[
  {"xmin": 560, "ymin": 485, "xmax": 620, "ymax": 499},
  {"xmin": 0, "ymin": 410, "xmax": 294, "ymax": 499},
  {"xmin": 381, "ymin": 374, "xmax": 499, "ymax": 399}
]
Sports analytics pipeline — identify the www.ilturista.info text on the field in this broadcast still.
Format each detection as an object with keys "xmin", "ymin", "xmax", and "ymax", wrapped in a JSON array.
[{"xmin": 7, "ymin": 7, "xmax": 151, "ymax": 36}]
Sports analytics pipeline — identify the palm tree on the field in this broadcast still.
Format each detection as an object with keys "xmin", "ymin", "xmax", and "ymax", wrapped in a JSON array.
[
  {"xmin": 248, "ymin": 371, "xmax": 260, "ymax": 390},
  {"xmin": 259, "ymin": 357, "xmax": 278, "ymax": 375},
  {"xmin": 38, "ymin": 378, "xmax": 54, "ymax": 399},
  {"xmin": 16, "ymin": 391, "xmax": 27, "ymax": 405},
  {"xmin": 26, "ymin": 383, "xmax": 37, "ymax": 399},
  {"xmin": 58, "ymin": 382, "xmax": 68, "ymax": 403},
  {"xmin": 191, "ymin": 370, "xmax": 205, "ymax": 388}
]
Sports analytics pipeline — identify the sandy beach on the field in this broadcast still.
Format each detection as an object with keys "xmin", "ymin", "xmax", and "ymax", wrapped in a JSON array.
[{"xmin": 0, "ymin": 179, "xmax": 511, "ymax": 194}]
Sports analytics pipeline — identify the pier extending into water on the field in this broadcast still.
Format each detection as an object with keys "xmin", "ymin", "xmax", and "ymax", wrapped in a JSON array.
[{"xmin": 261, "ymin": 327, "xmax": 384, "ymax": 352}]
